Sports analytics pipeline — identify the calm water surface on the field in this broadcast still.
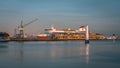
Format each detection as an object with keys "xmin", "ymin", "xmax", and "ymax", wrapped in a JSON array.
[{"xmin": 0, "ymin": 40, "xmax": 120, "ymax": 68}]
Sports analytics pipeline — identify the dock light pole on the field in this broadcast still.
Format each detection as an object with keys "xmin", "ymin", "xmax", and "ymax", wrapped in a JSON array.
[{"xmin": 85, "ymin": 25, "xmax": 89, "ymax": 44}]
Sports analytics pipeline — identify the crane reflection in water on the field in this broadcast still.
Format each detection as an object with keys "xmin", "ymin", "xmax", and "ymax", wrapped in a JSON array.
[{"xmin": 13, "ymin": 41, "xmax": 90, "ymax": 65}]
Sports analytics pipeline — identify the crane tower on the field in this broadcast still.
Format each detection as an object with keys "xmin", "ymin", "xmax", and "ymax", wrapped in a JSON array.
[{"xmin": 17, "ymin": 18, "xmax": 38, "ymax": 39}]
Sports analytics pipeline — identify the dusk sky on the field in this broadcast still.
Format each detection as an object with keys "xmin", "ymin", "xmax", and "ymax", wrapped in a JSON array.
[{"xmin": 0, "ymin": 0, "xmax": 120, "ymax": 36}]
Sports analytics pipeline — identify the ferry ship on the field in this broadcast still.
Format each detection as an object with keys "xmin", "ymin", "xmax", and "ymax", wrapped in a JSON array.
[
  {"xmin": 37, "ymin": 25, "xmax": 105, "ymax": 40},
  {"xmin": 37, "ymin": 25, "xmax": 83, "ymax": 38}
]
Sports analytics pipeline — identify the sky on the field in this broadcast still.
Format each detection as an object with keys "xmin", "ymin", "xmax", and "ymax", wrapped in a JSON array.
[{"xmin": 0, "ymin": 0, "xmax": 120, "ymax": 36}]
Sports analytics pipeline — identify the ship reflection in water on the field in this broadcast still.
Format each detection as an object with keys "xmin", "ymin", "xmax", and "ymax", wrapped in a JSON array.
[
  {"xmin": 15, "ymin": 41, "xmax": 90, "ymax": 64},
  {"xmin": 0, "ymin": 41, "xmax": 120, "ymax": 68},
  {"xmin": 49, "ymin": 41, "xmax": 90, "ymax": 64}
]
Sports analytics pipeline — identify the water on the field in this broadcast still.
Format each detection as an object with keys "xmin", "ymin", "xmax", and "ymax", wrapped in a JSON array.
[{"xmin": 0, "ymin": 40, "xmax": 120, "ymax": 68}]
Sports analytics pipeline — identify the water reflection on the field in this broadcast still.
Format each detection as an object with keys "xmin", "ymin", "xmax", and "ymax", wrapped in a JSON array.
[
  {"xmin": 79, "ymin": 43, "xmax": 90, "ymax": 64},
  {"xmin": 0, "ymin": 42, "xmax": 9, "ymax": 57},
  {"xmin": 49, "ymin": 42, "xmax": 90, "ymax": 64},
  {"xmin": 85, "ymin": 44, "xmax": 90, "ymax": 64},
  {"xmin": 8, "ymin": 41, "xmax": 90, "ymax": 65},
  {"xmin": 19, "ymin": 42, "xmax": 24, "ymax": 63},
  {"xmin": 15, "ymin": 42, "xmax": 24, "ymax": 63},
  {"xmin": 0, "ymin": 42, "xmax": 9, "ymax": 48},
  {"xmin": 112, "ymin": 39, "xmax": 115, "ymax": 43},
  {"xmin": 0, "ymin": 45, "xmax": 8, "ymax": 48},
  {"xmin": 1, "ymin": 41, "xmax": 120, "ymax": 68}
]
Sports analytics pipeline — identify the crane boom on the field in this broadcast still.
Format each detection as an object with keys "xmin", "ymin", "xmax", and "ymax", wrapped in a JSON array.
[
  {"xmin": 16, "ymin": 18, "xmax": 38, "ymax": 39},
  {"xmin": 23, "ymin": 18, "xmax": 38, "ymax": 27}
]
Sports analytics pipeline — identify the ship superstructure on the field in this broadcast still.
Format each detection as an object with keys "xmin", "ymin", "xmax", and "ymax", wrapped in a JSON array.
[{"xmin": 44, "ymin": 25, "xmax": 85, "ymax": 34}]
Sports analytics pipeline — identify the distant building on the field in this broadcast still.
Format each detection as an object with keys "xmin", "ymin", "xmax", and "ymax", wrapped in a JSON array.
[
  {"xmin": 0, "ymin": 32, "xmax": 10, "ymax": 42},
  {"xmin": 89, "ymin": 33, "xmax": 105, "ymax": 40}
]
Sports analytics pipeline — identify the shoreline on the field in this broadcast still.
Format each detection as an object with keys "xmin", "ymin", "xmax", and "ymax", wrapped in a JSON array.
[{"xmin": 7, "ymin": 39, "xmax": 120, "ymax": 42}]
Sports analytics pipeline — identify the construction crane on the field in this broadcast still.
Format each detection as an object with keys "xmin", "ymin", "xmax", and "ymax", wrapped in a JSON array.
[{"xmin": 17, "ymin": 18, "xmax": 38, "ymax": 39}]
